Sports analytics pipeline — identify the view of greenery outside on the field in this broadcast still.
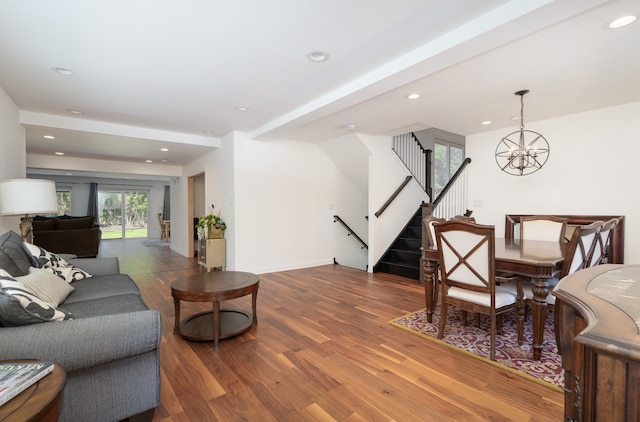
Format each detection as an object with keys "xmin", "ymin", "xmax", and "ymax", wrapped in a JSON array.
[
  {"xmin": 433, "ymin": 143, "xmax": 464, "ymax": 198},
  {"xmin": 99, "ymin": 191, "xmax": 148, "ymax": 239},
  {"xmin": 56, "ymin": 190, "xmax": 71, "ymax": 215}
]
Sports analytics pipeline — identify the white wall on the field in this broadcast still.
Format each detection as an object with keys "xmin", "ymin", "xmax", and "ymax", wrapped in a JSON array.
[
  {"xmin": 233, "ymin": 133, "xmax": 336, "ymax": 274},
  {"xmin": 333, "ymin": 169, "xmax": 368, "ymax": 271},
  {"xmin": 319, "ymin": 133, "xmax": 369, "ymax": 270},
  {"xmin": 466, "ymin": 100, "xmax": 640, "ymax": 263},
  {"xmin": 0, "ymin": 87, "xmax": 26, "ymax": 234},
  {"xmin": 364, "ymin": 134, "xmax": 429, "ymax": 269}
]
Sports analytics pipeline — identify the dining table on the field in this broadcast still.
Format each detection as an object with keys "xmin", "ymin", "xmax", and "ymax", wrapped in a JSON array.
[{"xmin": 422, "ymin": 237, "xmax": 566, "ymax": 360}]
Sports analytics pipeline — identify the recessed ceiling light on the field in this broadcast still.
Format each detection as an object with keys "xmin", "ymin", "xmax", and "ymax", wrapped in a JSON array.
[
  {"xmin": 67, "ymin": 109, "xmax": 84, "ymax": 115},
  {"xmin": 43, "ymin": 135, "xmax": 55, "ymax": 139},
  {"xmin": 52, "ymin": 67, "xmax": 76, "ymax": 76},
  {"xmin": 346, "ymin": 123, "xmax": 357, "ymax": 130},
  {"xmin": 203, "ymin": 130, "xmax": 215, "ymax": 135},
  {"xmin": 145, "ymin": 160, "xmax": 153, "ymax": 163},
  {"xmin": 55, "ymin": 152, "xmax": 64, "ymax": 156},
  {"xmin": 161, "ymin": 159, "xmax": 168, "ymax": 163},
  {"xmin": 307, "ymin": 51, "xmax": 329, "ymax": 62},
  {"xmin": 481, "ymin": 121, "xmax": 492, "ymax": 125},
  {"xmin": 66, "ymin": 173, "xmax": 72, "ymax": 176},
  {"xmin": 160, "ymin": 148, "xmax": 169, "ymax": 152},
  {"xmin": 609, "ymin": 15, "xmax": 636, "ymax": 29},
  {"xmin": 235, "ymin": 106, "xmax": 249, "ymax": 111},
  {"xmin": 406, "ymin": 93, "xmax": 421, "ymax": 100}
]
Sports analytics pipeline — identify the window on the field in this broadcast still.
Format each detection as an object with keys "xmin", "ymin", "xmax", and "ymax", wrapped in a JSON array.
[
  {"xmin": 433, "ymin": 141, "xmax": 464, "ymax": 198},
  {"xmin": 98, "ymin": 190, "xmax": 149, "ymax": 239},
  {"xmin": 56, "ymin": 188, "xmax": 71, "ymax": 216}
]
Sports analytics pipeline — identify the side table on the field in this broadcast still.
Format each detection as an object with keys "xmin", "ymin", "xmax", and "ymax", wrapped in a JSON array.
[
  {"xmin": 171, "ymin": 271, "xmax": 259, "ymax": 349},
  {"xmin": 0, "ymin": 361, "xmax": 66, "ymax": 422}
]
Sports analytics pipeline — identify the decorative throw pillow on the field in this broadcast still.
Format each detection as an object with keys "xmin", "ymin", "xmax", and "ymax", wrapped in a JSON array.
[
  {"xmin": 17, "ymin": 267, "xmax": 75, "ymax": 306},
  {"xmin": 0, "ymin": 231, "xmax": 35, "ymax": 277},
  {"xmin": 0, "ymin": 270, "xmax": 72, "ymax": 325},
  {"xmin": 23, "ymin": 243, "xmax": 92, "ymax": 283}
]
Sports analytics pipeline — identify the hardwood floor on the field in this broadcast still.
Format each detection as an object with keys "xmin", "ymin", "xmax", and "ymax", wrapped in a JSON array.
[{"xmin": 100, "ymin": 239, "xmax": 563, "ymax": 421}]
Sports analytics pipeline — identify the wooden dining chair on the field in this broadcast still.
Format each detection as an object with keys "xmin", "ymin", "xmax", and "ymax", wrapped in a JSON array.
[
  {"xmin": 422, "ymin": 215, "xmax": 445, "ymax": 249},
  {"xmin": 434, "ymin": 220, "xmax": 524, "ymax": 361},
  {"xmin": 520, "ymin": 215, "xmax": 568, "ymax": 243},
  {"xmin": 507, "ymin": 221, "xmax": 604, "ymax": 306},
  {"xmin": 157, "ymin": 213, "xmax": 169, "ymax": 241},
  {"xmin": 588, "ymin": 218, "xmax": 619, "ymax": 267}
]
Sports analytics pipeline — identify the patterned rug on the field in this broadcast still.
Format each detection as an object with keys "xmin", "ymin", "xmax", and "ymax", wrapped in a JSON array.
[{"xmin": 390, "ymin": 307, "xmax": 564, "ymax": 391}]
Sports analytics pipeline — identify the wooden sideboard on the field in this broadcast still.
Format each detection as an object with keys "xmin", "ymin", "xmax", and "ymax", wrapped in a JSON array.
[
  {"xmin": 554, "ymin": 264, "xmax": 640, "ymax": 422},
  {"xmin": 505, "ymin": 214, "xmax": 625, "ymax": 263}
]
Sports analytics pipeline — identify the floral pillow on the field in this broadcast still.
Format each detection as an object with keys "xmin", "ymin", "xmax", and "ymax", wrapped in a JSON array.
[
  {"xmin": 0, "ymin": 270, "xmax": 73, "ymax": 325},
  {"xmin": 23, "ymin": 243, "xmax": 92, "ymax": 283}
]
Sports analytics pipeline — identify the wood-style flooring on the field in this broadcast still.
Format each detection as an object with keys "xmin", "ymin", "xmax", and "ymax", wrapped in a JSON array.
[{"xmin": 99, "ymin": 239, "xmax": 563, "ymax": 421}]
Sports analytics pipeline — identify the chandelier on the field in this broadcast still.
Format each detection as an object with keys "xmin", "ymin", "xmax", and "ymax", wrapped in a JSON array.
[{"xmin": 495, "ymin": 90, "xmax": 549, "ymax": 176}]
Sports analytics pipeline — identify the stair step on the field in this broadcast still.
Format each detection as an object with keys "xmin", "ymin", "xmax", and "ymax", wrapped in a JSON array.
[{"xmin": 378, "ymin": 261, "xmax": 419, "ymax": 280}]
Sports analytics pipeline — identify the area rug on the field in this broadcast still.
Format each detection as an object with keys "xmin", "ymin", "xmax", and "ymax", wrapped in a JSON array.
[
  {"xmin": 390, "ymin": 307, "xmax": 564, "ymax": 391},
  {"xmin": 141, "ymin": 240, "xmax": 169, "ymax": 247}
]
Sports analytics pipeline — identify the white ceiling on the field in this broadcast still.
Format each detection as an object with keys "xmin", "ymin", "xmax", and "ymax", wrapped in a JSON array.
[{"xmin": 0, "ymin": 0, "xmax": 639, "ymax": 177}]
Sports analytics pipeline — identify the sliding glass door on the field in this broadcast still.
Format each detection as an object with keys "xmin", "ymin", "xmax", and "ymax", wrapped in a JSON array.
[{"xmin": 98, "ymin": 190, "xmax": 148, "ymax": 239}]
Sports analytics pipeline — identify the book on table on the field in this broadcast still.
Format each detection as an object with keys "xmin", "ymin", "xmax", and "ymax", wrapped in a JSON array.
[{"xmin": 0, "ymin": 361, "xmax": 54, "ymax": 406}]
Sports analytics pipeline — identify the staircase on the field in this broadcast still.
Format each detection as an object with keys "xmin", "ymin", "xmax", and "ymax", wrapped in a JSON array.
[{"xmin": 373, "ymin": 207, "xmax": 422, "ymax": 280}]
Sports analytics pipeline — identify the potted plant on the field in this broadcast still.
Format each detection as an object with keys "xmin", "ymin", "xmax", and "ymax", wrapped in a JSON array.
[{"xmin": 196, "ymin": 207, "xmax": 227, "ymax": 239}]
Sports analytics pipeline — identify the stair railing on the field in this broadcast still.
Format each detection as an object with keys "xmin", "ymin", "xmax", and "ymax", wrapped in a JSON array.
[
  {"xmin": 431, "ymin": 157, "xmax": 472, "ymax": 219},
  {"xmin": 333, "ymin": 215, "xmax": 368, "ymax": 249},
  {"xmin": 374, "ymin": 175, "xmax": 412, "ymax": 218},
  {"xmin": 392, "ymin": 133, "xmax": 432, "ymax": 200}
]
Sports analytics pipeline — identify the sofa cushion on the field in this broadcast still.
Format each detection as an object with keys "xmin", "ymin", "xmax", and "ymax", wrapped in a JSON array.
[
  {"xmin": 23, "ymin": 243, "xmax": 92, "ymax": 282},
  {"xmin": 17, "ymin": 267, "xmax": 75, "ymax": 306},
  {"xmin": 64, "ymin": 274, "xmax": 141, "ymax": 303},
  {"xmin": 0, "ymin": 231, "xmax": 36, "ymax": 277},
  {"xmin": 0, "ymin": 270, "xmax": 73, "ymax": 325},
  {"xmin": 58, "ymin": 294, "xmax": 148, "ymax": 318},
  {"xmin": 54, "ymin": 216, "xmax": 95, "ymax": 230},
  {"xmin": 32, "ymin": 219, "xmax": 55, "ymax": 231}
]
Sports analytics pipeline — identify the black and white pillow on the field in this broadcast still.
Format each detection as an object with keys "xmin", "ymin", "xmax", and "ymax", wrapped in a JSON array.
[
  {"xmin": 0, "ymin": 270, "xmax": 73, "ymax": 326},
  {"xmin": 23, "ymin": 243, "xmax": 92, "ymax": 283}
]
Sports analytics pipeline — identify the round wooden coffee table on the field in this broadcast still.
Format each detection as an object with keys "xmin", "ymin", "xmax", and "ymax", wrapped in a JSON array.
[
  {"xmin": 0, "ymin": 361, "xmax": 66, "ymax": 422},
  {"xmin": 171, "ymin": 271, "xmax": 259, "ymax": 349}
]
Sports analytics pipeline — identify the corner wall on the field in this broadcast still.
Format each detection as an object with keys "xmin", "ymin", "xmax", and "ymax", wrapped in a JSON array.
[{"xmin": 0, "ymin": 87, "xmax": 26, "ymax": 233}]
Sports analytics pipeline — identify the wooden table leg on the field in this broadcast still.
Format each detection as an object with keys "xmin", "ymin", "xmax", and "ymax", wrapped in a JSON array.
[
  {"xmin": 531, "ymin": 277, "xmax": 550, "ymax": 360},
  {"xmin": 213, "ymin": 300, "xmax": 220, "ymax": 350},
  {"xmin": 424, "ymin": 259, "xmax": 437, "ymax": 323},
  {"xmin": 173, "ymin": 297, "xmax": 180, "ymax": 335},
  {"xmin": 251, "ymin": 289, "xmax": 258, "ymax": 326}
]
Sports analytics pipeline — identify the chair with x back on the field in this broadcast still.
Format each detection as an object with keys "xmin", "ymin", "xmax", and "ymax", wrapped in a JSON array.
[
  {"xmin": 552, "ymin": 221, "xmax": 603, "ymax": 352},
  {"xmin": 434, "ymin": 220, "xmax": 524, "ymax": 361},
  {"xmin": 588, "ymin": 218, "xmax": 619, "ymax": 267},
  {"xmin": 520, "ymin": 215, "xmax": 568, "ymax": 243}
]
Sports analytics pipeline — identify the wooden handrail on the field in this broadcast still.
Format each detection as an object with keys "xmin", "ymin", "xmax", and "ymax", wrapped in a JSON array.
[
  {"xmin": 374, "ymin": 175, "xmax": 412, "ymax": 218},
  {"xmin": 333, "ymin": 215, "xmax": 368, "ymax": 249},
  {"xmin": 433, "ymin": 158, "xmax": 471, "ymax": 207}
]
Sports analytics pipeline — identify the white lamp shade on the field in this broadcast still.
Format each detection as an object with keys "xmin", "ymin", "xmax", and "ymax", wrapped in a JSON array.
[{"xmin": 0, "ymin": 179, "xmax": 58, "ymax": 216}]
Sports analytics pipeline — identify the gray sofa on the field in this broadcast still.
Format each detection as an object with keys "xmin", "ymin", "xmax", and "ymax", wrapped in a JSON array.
[{"xmin": 0, "ymin": 234, "xmax": 161, "ymax": 422}]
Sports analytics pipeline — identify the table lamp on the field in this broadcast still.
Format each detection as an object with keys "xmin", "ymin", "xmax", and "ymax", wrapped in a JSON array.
[{"xmin": 0, "ymin": 179, "xmax": 58, "ymax": 243}]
